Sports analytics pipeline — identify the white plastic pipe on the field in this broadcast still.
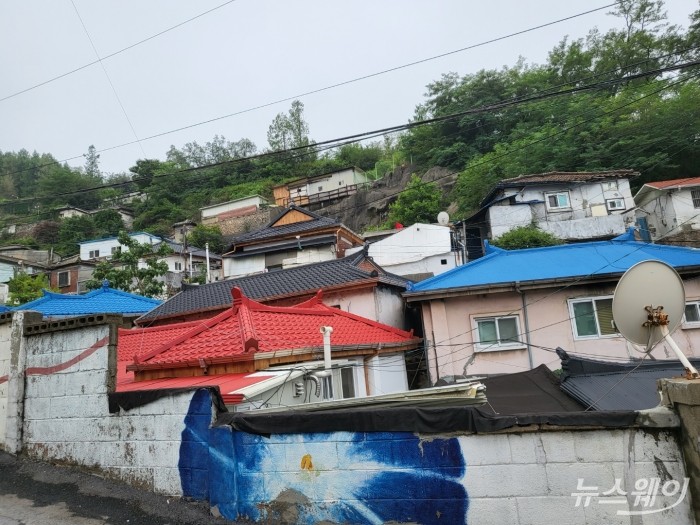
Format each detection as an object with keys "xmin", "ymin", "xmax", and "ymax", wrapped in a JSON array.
[
  {"xmin": 660, "ymin": 325, "xmax": 700, "ymax": 378},
  {"xmin": 320, "ymin": 326, "xmax": 333, "ymax": 370}
]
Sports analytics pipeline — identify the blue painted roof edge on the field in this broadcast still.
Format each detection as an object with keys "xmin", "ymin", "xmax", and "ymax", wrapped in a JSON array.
[{"xmin": 409, "ymin": 229, "xmax": 700, "ymax": 293}]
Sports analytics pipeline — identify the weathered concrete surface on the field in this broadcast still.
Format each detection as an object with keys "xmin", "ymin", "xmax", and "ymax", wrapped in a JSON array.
[
  {"xmin": 0, "ymin": 451, "xmax": 242, "ymax": 525},
  {"xmin": 660, "ymin": 377, "xmax": 700, "ymax": 525}
]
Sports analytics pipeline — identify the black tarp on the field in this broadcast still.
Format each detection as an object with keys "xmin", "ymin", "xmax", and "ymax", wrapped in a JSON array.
[
  {"xmin": 480, "ymin": 364, "xmax": 585, "ymax": 415},
  {"xmin": 216, "ymin": 405, "xmax": 637, "ymax": 436}
]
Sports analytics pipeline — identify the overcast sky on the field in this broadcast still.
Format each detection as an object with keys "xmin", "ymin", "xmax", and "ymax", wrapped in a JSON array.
[{"xmin": 0, "ymin": 0, "xmax": 696, "ymax": 175}]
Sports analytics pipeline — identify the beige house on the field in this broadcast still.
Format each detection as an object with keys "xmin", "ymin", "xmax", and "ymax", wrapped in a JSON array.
[{"xmin": 404, "ymin": 230, "xmax": 700, "ymax": 382}]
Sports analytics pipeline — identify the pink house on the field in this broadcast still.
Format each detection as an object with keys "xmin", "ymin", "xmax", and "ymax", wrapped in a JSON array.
[{"xmin": 404, "ymin": 229, "xmax": 700, "ymax": 382}]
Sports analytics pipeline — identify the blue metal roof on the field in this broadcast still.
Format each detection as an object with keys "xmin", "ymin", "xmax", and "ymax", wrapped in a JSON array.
[
  {"xmin": 12, "ymin": 280, "xmax": 161, "ymax": 317},
  {"xmin": 408, "ymin": 229, "xmax": 700, "ymax": 293}
]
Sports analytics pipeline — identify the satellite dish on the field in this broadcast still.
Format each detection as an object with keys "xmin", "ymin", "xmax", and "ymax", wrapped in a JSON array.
[
  {"xmin": 612, "ymin": 260, "xmax": 698, "ymax": 378},
  {"xmin": 437, "ymin": 211, "xmax": 450, "ymax": 225}
]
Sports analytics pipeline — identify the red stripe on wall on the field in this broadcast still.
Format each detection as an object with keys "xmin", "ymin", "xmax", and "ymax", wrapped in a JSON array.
[
  {"xmin": 0, "ymin": 375, "xmax": 7, "ymax": 384},
  {"xmin": 25, "ymin": 337, "xmax": 110, "ymax": 376}
]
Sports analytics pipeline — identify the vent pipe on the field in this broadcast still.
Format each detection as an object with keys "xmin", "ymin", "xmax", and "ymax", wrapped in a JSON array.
[{"xmin": 320, "ymin": 326, "xmax": 333, "ymax": 370}]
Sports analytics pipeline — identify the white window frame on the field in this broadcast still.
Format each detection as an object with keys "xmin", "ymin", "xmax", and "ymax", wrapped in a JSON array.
[
  {"xmin": 57, "ymin": 271, "xmax": 70, "ymax": 288},
  {"xmin": 602, "ymin": 180, "xmax": 618, "ymax": 191},
  {"xmin": 545, "ymin": 191, "xmax": 571, "ymax": 211},
  {"xmin": 606, "ymin": 198, "xmax": 625, "ymax": 211},
  {"xmin": 473, "ymin": 314, "xmax": 524, "ymax": 352},
  {"xmin": 568, "ymin": 296, "xmax": 617, "ymax": 340},
  {"xmin": 89, "ymin": 249, "xmax": 100, "ymax": 259},
  {"xmin": 683, "ymin": 301, "xmax": 700, "ymax": 328},
  {"xmin": 174, "ymin": 261, "xmax": 183, "ymax": 271}
]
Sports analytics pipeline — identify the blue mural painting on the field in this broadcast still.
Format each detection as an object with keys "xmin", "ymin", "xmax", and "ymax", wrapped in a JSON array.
[{"xmin": 180, "ymin": 390, "xmax": 469, "ymax": 524}]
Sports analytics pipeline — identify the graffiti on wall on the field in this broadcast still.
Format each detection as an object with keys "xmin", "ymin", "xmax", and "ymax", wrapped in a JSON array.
[{"xmin": 179, "ymin": 390, "xmax": 469, "ymax": 524}]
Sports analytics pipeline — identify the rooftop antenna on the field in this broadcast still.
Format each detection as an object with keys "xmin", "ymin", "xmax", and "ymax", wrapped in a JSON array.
[{"xmin": 612, "ymin": 260, "xmax": 699, "ymax": 379}]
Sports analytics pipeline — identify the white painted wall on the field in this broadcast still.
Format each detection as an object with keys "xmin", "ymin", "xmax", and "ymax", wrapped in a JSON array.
[
  {"xmin": 290, "ymin": 168, "xmax": 368, "ymax": 197},
  {"xmin": 348, "ymin": 224, "xmax": 457, "ymax": 277},
  {"xmin": 365, "ymin": 354, "xmax": 408, "ymax": 396},
  {"xmin": 79, "ymin": 233, "xmax": 161, "ymax": 261},
  {"xmin": 636, "ymin": 192, "xmax": 676, "ymax": 240},
  {"xmin": 0, "ymin": 316, "xmax": 11, "ymax": 448},
  {"xmin": 223, "ymin": 254, "xmax": 265, "ymax": 278},
  {"xmin": 14, "ymin": 316, "xmax": 200, "ymax": 494},
  {"xmin": 488, "ymin": 179, "xmax": 635, "ymax": 240},
  {"xmin": 200, "ymin": 196, "xmax": 266, "ymax": 220},
  {"xmin": 282, "ymin": 246, "xmax": 335, "ymax": 269},
  {"xmin": 322, "ymin": 286, "xmax": 407, "ymax": 330}
]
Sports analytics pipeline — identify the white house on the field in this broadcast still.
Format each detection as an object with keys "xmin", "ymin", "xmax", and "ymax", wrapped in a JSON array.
[
  {"xmin": 460, "ymin": 170, "xmax": 639, "ymax": 258},
  {"xmin": 272, "ymin": 167, "xmax": 370, "ymax": 208},
  {"xmin": 200, "ymin": 195, "xmax": 268, "ymax": 225},
  {"xmin": 634, "ymin": 176, "xmax": 700, "ymax": 242},
  {"xmin": 79, "ymin": 233, "xmax": 222, "ymax": 292},
  {"xmin": 79, "ymin": 232, "xmax": 162, "ymax": 262},
  {"xmin": 347, "ymin": 223, "xmax": 460, "ymax": 280}
]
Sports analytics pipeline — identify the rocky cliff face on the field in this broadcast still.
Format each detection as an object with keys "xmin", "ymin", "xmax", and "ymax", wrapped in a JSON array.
[{"xmin": 321, "ymin": 165, "xmax": 458, "ymax": 233}]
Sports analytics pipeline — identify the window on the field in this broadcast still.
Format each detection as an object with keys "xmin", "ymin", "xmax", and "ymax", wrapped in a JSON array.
[
  {"xmin": 318, "ymin": 186, "xmax": 323, "ymax": 192},
  {"xmin": 475, "ymin": 315, "xmax": 521, "ymax": 350},
  {"xmin": 545, "ymin": 192, "xmax": 571, "ymax": 210},
  {"xmin": 684, "ymin": 302, "xmax": 700, "ymax": 325},
  {"xmin": 57, "ymin": 271, "xmax": 70, "ymax": 288},
  {"xmin": 89, "ymin": 249, "xmax": 100, "ymax": 259},
  {"xmin": 692, "ymin": 189, "xmax": 700, "ymax": 209},
  {"xmin": 341, "ymin": 367, "xmax": 355, "ymax": 398},
  {"xmin": 569, "ymin": 297, "xmax": 617, "ymax": 338},
  {"xmin": 111, "ymin": 246, "xmax": 121, "ymax": 255},
  {"xmin": 174, "ymin": 262, "xmax": 183, "ymax": 271},
  {"xmin": 606, "ymin": 198, "xmax": 625, "ymax": 211},
  {"xmin": 602, "ymin": 181, "xmax": 618, "ymax": 191}
]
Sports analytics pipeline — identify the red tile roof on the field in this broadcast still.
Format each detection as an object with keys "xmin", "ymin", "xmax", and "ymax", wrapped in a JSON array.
[
  {"xmin": 122, "ymin": 288, "xmax": 419, "ymax": 371},
  {"xmin": 644, "ymin": 177, "xmax": 700, "ymax": 190}
]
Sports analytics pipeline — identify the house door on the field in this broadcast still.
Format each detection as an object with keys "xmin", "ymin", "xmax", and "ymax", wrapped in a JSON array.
[{"xmin": 636, "ymin": 217, "xmax": 651, "ymax": 242}]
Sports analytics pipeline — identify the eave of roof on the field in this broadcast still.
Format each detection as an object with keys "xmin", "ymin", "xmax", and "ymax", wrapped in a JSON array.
[{"xmin": 404, "ymin": 230, "xmax": 700, "ymax": 300}]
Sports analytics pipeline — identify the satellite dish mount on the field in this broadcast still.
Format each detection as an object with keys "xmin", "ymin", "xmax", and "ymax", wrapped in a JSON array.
[{"xmin": 612, "ymin": 260, "xmax": 699, "ymax": 379}]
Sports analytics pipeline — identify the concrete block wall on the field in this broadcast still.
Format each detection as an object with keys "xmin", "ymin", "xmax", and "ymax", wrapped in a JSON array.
[
  {"xmin": 178, "ymin": 416, "xmax": 694, "ymax": 524},
  {"xmin": 0, "ymin": 312, "xmax": 13, "ymax": 450},
  {"xmin": 10, "ymin": 313, "xmax": 212, "ymax": 495}
]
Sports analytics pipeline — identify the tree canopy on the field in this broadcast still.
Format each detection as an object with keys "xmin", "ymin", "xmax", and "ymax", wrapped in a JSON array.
[
  {"xmin": 85, "ymin": 232, "xmax": 171, "ymax": 298},
  {"xmin": 491, "ymin": 226, "xmax": 564, "ymax": 250}
]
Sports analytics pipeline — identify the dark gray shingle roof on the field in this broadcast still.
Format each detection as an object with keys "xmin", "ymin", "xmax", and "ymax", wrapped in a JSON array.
[
  {"xmin": 135, "ymin": 251, "xmax": 409, "ymax": 325},
  {"xmin": 225, "ymin": 206, "xmax": 344, "ymax": 246}
]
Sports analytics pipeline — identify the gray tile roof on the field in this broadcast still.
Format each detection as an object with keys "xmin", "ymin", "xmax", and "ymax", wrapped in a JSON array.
[
  {"xmin": 135, "ymin": 251, "xmax": 410, "ymax": 325},
  {"xmin": 224, "ymin": 205, "xmax": 344, "ymax": 247},
  {"xmin": 557, "ymin": 349, "xmax": 700, "ymax": 411}
]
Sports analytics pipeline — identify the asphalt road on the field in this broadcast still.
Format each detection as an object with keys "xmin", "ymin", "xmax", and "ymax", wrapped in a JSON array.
[{"xmin": 0, "ymin": 451, "xmax": 241, "ymax": 525}]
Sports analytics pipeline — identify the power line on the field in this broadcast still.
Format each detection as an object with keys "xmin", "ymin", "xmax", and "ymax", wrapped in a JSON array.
[
  {"xmin": 2, "ymin": 57, "xmax": 697, "ymax": 211},
  {"xmin": 0, "ymin": 2, "xmax": 619, "ymax": 171},
  {"xmin": 0, "ymin": 0, "xmax": 240, "ymax": 104},
  {"xmin": 70, "ymin": 0, "xmax": 147, "ymax": 159}
]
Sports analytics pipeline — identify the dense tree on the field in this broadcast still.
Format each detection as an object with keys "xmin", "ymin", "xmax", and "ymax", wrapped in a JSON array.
[
  {"xmin": 187, "ymin": 224, "xmax": 224, "ymax": 254},
  {"xmin": 387, "ymin": 174, "xmax": 443, "ymax": 226},
  {"xmin": 491, "ymin": 226, "xmax": 563, "ymax": 250},
  {"xmin": 55, "ymin": 215, "xmax": 99, "ymax": 256},
  {"xmin": 85, "ymin": 231, "xmax": 171, "ymax": 297},
  {"xmin": 7, "ymin": 271, "xmax": 52, "ymax": 306}
]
